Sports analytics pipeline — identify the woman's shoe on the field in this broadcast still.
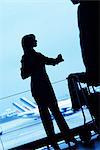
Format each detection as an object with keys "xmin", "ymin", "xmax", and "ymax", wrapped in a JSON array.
[
  {"xmin": 65, "ymin": 137, "xmax": 77, "ymax": 149},
  {"xmin": 68, "ymin": 133, "xmax": 77, "ymax": 144},
  {"xmin": 52, "ymin": 144, "xmax": 60, "ymax": 150},
  {"xmin": 70, "ymin": 137, "xmax": 77, "ymax": 144}
]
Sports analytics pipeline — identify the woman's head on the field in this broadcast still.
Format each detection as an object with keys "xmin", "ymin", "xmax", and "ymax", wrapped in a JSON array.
[{"xmin": 21, "ymin": 34, "xmax": 37, "ymax": 52}]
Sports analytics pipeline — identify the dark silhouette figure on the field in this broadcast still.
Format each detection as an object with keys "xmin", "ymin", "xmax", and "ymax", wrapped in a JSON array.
[
  {"xmin": 69, "ymin": 0, "xmax": 100, "ymax": 131},
  {"xmin": 71, "ymin": 0, "xmax": 100, "ymax": 85},
  {"xmin": 20, "ymin": 34, "xmax": 76, "ymax": 149}
]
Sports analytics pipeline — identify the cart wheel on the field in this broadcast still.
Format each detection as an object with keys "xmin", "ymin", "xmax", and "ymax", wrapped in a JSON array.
[{"xmin": 79, "ymin": 127, "xmax": 91, "ymax": 144}]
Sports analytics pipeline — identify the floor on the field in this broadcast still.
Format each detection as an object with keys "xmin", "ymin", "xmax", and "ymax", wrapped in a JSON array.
[{"xmin": 40, "ymin": 134, "xmax": 100, "ymax": 150}]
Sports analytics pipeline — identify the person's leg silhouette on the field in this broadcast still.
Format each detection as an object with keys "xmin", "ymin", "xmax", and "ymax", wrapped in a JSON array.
[
  {"xmin": 37, "ymin": 104, "xmax": 60, "ymax": 149},
  {"xmin": 49, "ymin": 98, "xmax": 76, "ymax": 146}
]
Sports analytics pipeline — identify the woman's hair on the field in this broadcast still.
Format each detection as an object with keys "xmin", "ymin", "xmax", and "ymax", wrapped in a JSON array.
[{"xmin": 21, "ymin": 34, "xmax": 35, "ymax": 51}]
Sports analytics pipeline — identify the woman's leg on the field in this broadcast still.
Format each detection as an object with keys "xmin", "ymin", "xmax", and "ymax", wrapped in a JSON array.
[
  {"xmin": 49, "ymin": 100, "xmax": 76, "ymax": 144},
  {"xmin": 38, "ymin": 104, "xmax": 60, "ymax": 149}
]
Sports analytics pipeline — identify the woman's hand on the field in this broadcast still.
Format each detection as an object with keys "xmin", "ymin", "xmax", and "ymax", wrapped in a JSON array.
[
  {"xmin": 71, "ymin": 0, "xmax": 80, "ymax": 4},
  {"xmin": 57, "ymin": 54, "xmax": 64, "ymax": 63}
]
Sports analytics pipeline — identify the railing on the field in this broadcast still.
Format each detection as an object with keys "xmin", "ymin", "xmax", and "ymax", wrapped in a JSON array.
[{"xmin": 0, "ymin": 78, "xmax": 69, "ymax": 101}]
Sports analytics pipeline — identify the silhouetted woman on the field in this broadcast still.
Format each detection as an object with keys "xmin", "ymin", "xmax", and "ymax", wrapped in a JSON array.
[{"xmin": 21, "ymin": 34, "xmax": 76, "ymax": 149}]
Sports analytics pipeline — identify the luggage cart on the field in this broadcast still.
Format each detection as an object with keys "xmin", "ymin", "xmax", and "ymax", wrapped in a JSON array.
[{"xmin": 67, "ymin": 72, "xmax": 100, "ymax": 143}]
